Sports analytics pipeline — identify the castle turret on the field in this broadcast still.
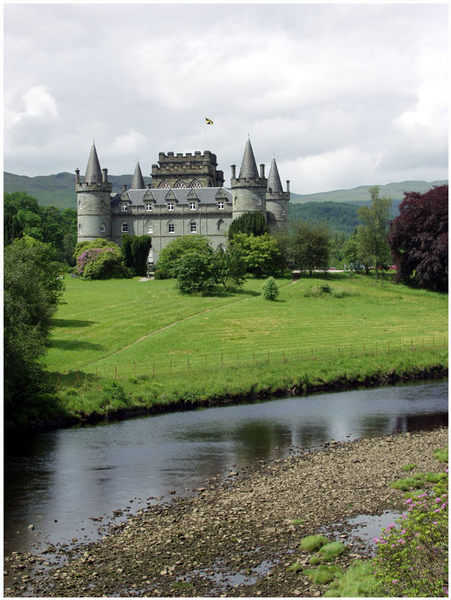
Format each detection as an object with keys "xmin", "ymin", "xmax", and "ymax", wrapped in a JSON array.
[
  {"xmin": 265, "ymin": 158, "xmax": 290, "ymax": 228},
  {"xmin": 231, "ymin": 138, "xmax": 267, "ymax": 220},
  {"xmin": 76, "ymin": 143, "xmax": 112, "ymax": 242},
  {"xmin": 130, "ymin": 161, "xmax": 145, "ymax": 189}
]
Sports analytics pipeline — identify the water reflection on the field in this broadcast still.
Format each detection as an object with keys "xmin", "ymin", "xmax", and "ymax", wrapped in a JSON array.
[{"xmin": 4, "ymin": 380, "xmax": 448, "ymax": 556}]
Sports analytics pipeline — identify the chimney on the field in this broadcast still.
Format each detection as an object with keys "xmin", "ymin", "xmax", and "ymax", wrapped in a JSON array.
[
  {"xmin": 102, "ymin": 168, "xmax": 108, "ymax": 183},
  {"xmin": 286, "ymin": 180, "xmax": 290, "ymax": 193},
  {"xmin": 231, "ymin": 164, "xmax": 236, "ymax": 179},
  {"xmin": 146, "ymin": 183, "xmax": 151, "ymax": 189},
  {"xmin": 259, "ymin": 164, "xmax": 265, "ymax": 178},
  {"xmin": 75, "ymin": 168, "xmax": 80, "ymax": 184},
  {"xmin": 122, "ymin": 184, "xmax": 127, "ymax": 192}
]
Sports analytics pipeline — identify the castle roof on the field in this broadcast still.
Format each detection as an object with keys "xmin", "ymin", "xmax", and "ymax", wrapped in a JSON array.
[
  {"xmin": 238, "ymin": 138, "xmax": 259, "ymax": 180},
  {"xmin": 114, "ymin": 187, "xmax": 232, "ymax": 207},
  {"xmin": 267, "ymin": 158, "xmax": 283, "ymax": 193},
  {"xmin": 84, "ymin": 143, "xmax": 102, "ymax": 184},
  {"xmin": 130, "ymin": 162, "xmax": 145, "ymax": 189}
]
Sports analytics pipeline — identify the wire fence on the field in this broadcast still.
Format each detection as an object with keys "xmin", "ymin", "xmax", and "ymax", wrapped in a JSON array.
[{"xmin": 64, "ymin": 335, "xmax": 448, "ymax": 385}]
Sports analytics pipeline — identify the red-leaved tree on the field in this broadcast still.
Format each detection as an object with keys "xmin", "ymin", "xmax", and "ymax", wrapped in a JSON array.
[{"xmin": 388, "ymin": 185, "xmax": 448, "ymax": 292}]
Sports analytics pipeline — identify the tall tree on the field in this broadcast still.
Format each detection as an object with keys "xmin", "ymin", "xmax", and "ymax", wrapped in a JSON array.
[
  {"xmin": 356, "ymin": 187, "xmax": 392, "ymax": 273},
  {"xmin": 4, "ymin": 237, "xmax": 64, "ymax": 425},
  {"xmin": 228, "ymin": 212, "xmax": 269, "ymax": 239},
  {"xmin": 290, "ymin": 220, "xmax": 330, "ymax": 275},
  {"xmin": 388, "ymin": 185, "xmax": 448, "ymax": 292}
]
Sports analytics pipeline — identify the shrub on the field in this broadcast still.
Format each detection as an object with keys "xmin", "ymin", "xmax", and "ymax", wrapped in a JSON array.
[
  {"xmin": 286, "ymin": 562, "xmax": 303, "ymax": 573},
  {"xmin": 262, "ymin": 276, "xmax": 279, "ymax": 301},
  {"xmin": 300, "ymin": 535, "xmax": 329, "ymax": 552},
  {"xmin": 174, "ymin": 252, "xmax": 217, "ymax": 295},
  {"xmin": 75, "ymin": 240, "xmax": 131, "ymax": 280},
  {"xmin": 373, "ymin": 474, "xmax": 448, "ymax": 597},
  {"xmin": 402, "ymin": 463, "xmax": 417, "ymax": 472},
  {"xmin": 156, "ymin": 235, "xmax": 213, "ymax": 279},
  {"xmin": 434, "ymin": 447, "xmax": 448, "ymax": 463}
]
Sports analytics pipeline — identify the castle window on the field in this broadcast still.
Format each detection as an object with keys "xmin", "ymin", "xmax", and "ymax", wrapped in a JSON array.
[
  {"xmin": 158, "ymin": 180, "xmax": 170, "ymax": 189},
  {"xmin": 217, "ymin": 201, "xmax": 224, "ymax": 210},
  {"xmin": 167, "ymin": 202, "xmax": 174, "ymax": 211},
  {"xmin": 121, "ymin": 204, "xmax": 128, "ymax": 212},
  {"xmin": 189, "ymin": 202, "xmax": 197, "ymax": 210},
  {"xmin": 190, "ymin": 179, "xmax": 202, "ymax": 189},
  {"xmin": 281, "ymin": 208, "xmax": 286, "ymax": 216},
  {"xmin": 100, "ymin": 223, "xmax": 106, "ymax": 234},
  {"xmin": 174, "ymin": 179, "xmax": 187, "ymax": 189},
  {"xmin": 168, "ymin": 223, "xmax": 175, "ymax": 233},
  {"xmin": 148, "ymin": 223, "xmax": 153, "ymax": 234},
  {"xmin": 217, "ymin": 219, "xmax": 224, "ymax": 231},
  {"xmin": 190, "ymin": 222, "xmax": 197, "ymax": 233},
  {"xmin": 121, "ymin": 223, "xmax": 128, "ymax": 233},
  {"xmin": 146, "ymin": 203, "xmax": 152, "ymax": 211}
]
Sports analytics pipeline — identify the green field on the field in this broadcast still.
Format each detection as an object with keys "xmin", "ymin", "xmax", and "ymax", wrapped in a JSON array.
[{"xmin": 45, "ymin": 273, "xmax": 447, "ymax": 420}]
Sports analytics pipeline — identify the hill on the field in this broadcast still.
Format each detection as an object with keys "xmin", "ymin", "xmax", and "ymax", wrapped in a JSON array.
[
  {"xmin": 4, "ymin": 172, "xmax": 152, "ymax": 210},
  {"xmin": 290, "ymin": 180, "xmax": 447, "ymax": 205}
]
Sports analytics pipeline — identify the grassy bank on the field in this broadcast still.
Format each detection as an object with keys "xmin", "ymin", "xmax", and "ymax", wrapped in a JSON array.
[{"xmin": 36, "ymin": 273, "xmax": 447, "ymax": 425}]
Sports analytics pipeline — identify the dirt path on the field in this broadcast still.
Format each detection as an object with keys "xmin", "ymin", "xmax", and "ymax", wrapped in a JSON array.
[{"xmin": 5, "ymin": 427, "xmax": 447, "ymax": 597}]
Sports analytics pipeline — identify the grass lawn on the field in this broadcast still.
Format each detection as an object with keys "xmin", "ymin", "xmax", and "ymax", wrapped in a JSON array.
[{"xmin": 45, "ymin": 273, "xmax": 447, "ymax": 419}]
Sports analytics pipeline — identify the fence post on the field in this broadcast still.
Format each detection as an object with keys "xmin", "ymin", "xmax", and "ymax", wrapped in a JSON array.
[
  {"xmin": 134, "ymin": 361, "xmax": 136, "ymax": 377},
  {"xmin": 170, "ymin": 359, "xmax": 172, "ymax": 377},
  {"xmin": 153, "ymin": 363, "xmax": 155, "ymax": 378},
  {"xmin": 221, "ymin": 352, "xmax": 224, "ymax": 368},
  {"xmin": 187, "ymin": 357, "xmax": 190, "ymax": 371},
  {"xmin": 267, "ymin": 351, "xmax": 270, "ymax": 364},
  {"xmin": 114, "ymin": 364, "xmax": 118, "ymax": 379},
  {"xmin": 253, "ymin": 353, "xmax": 255, "ymax": 368}
]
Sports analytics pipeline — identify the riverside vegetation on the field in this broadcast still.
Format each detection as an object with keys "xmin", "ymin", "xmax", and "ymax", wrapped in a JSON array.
[{"xmin": 16, "ymin": 270, "xmax": 446, "ymax": 428}]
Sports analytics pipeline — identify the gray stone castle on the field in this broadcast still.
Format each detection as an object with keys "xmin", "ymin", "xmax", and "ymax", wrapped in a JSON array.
[{"xmin": 76, "ymin": 138, "xmax": 290, "ymax": 265}]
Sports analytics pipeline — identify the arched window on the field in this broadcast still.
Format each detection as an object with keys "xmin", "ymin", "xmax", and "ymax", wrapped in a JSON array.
[
  {"xmin": 147, "ymin": 223, "xmax": 153, "ymax": 234},
  {"xmin": 158, "ymin": 180, "xmax": 170, "ymax": 189},
  {"xmin": 78, "ymin": 223, "xmax": 82, "ymax": 233},
  {"xmin": 217, "ymin": 218, "xmax": 224, "ymax": 231},
  {"xmin": 174, "ymin": 179, "xmax": 187, "ymax": 189},
  {"xmin": 100, "ymin": 223, "xmax": 106, "ymax": 234},
  {"xmin": 121, "ymin": 222, "xmax": 128, "ymax": 233}
]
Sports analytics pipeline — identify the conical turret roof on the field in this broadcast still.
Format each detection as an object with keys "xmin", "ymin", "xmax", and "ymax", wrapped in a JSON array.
[
  {"xmin": 84, "ymin": 143, "xmax": 102, "ymax": 184},
  {"xmin": 131, "ymin": 162, "xmax": 145, "ymax": 189},
  {"xmin": 267, "ymin": 158, "xmax": 283, "ymax": 193},
  {"xmin": 239, "ymin": 138, "xmax": 259, "ymax": 180}
]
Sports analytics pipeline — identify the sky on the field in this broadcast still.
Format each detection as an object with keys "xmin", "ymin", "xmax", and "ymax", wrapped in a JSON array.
[{"xmin": 3, "ymin": 2, "xmax": 449, "ymax": 194}]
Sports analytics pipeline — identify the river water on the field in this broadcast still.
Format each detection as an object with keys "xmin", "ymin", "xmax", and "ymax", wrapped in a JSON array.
[{"xmin": 4, "ymin": 380, "xmax": 447, "ymax": 557}]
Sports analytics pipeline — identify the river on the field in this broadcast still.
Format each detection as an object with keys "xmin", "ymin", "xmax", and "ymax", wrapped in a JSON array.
[{"xmin": 4, "ymin": 380, "xmax": 447, "ymax": 557}]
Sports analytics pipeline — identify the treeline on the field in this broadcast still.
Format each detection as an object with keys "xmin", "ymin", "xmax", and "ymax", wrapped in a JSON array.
[
  {"xmin": 5, "ymin": 192, "xmax": 77, "ymax": 264},
  {"xmin": 289, "ymin": 201, "xmax": 362, "ymax": 236}
]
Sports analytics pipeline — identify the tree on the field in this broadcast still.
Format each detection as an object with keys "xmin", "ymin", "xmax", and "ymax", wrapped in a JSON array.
[
  {"xmin": 290, "ymin": 220, "xmax": 330, "ymax": 275},
  {"xmin": 75, "ymin": 239, "xmax": 131, "ymax": 279},
  {"xmin": 356, "ymin": 187, "xmax": 392, "ymax": 273},
  {"xmin": 229, "ymin": 233, "xmax": 281, "ymax": 277},
  {"xmin": 4, "ymin": 237, "xmax": 64, "ymax": 425},
  {"xmin": 388, "ymin": 185, "xmax": 448, "ymax": 292},
  {"xmin": 155, "ymin": 235, "xmax": 213, "ymax": 278},
  {"xmin": 121, "ymin": 234, "xmax": 152, "ymax": 276},
  {"xmin": 228, "ymin": 212, "xmax": 269, "ymax": 239},
  {"xmin": 174, "ymin": 252, "xmax": 217, "ymax": 295},
  {"xmin": 343, "ymin": 231, "xmax": 366, "ymax": 272},
  {"xmin": 214, "ymin": 245, "xmax": 247, "ymax": 290}
]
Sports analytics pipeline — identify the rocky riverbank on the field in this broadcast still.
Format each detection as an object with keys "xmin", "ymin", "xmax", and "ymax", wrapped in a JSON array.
[{"xmin": 4, "ymin": 427, "xmax": 447, "ymax": 597}]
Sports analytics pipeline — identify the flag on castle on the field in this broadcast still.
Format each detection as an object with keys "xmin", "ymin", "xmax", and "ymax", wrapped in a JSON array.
[{"xmin": 205, "ymin": 117, "xmax": 214, "ymax": 125}]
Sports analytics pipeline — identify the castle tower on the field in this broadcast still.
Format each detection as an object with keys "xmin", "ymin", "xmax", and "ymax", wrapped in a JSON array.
[
  {"xmin": 151, "ymin": 151, "xmax": 224, "ymax": 189},
  {"xmin": 265, "ymin": 158, "xmax": 290, "ymax": 228},
  {"xmin": 76, "ymin": 143, "xmax": 112, "ymax": 243},
  {"xmin": 130, "ymin": 161, "xmax": 145, "ymax": 189},
  {"xmin": 230, "ymin": 138, "xmax": 267, "ymax": 220}
]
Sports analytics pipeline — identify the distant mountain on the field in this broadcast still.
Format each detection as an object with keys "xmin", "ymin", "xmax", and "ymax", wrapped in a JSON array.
[
  {"xmin": 4, "ymin": 172, "xmax": 152, "ymax": 210},
  {"xmin": 290, "ymin": 180, "xmax": 447, "ymax": 205}
]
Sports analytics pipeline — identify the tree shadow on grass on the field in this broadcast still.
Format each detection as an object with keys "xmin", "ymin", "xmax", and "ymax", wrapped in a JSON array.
[
  {"xmin": 50, "ymin": 340, "xmax": 105, "ymax": 351},
  {"xmin": 51, "ymin": 318, "xmax": 97, "ymax": 328}
]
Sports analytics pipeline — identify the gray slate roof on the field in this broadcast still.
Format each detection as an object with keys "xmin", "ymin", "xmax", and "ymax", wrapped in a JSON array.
[
  {"xmin": 267, "ymin": 158, "xmax": 283, "ymax": 193},
  {"xmin": 115, "ymin": 187, "xmax": 232, "ymax": 206},
  {"xmin": 84, "ymin": 143, "xmax": 102, "ymax": 184},
  {"xmin": 239, "ymin": 138, "xmax": 259, "ymax": 180},
  {"xmin": 131, "ymin": 162, "xmax": 145, "ymax": 189}
]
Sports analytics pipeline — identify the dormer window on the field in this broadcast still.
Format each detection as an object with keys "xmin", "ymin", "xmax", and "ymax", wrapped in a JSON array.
[
  {"xmin": 145, "ymin": 203, "xmax": 152, "ymax": 211},
  {"xmin": 189, "ymin": 202, "xmax": 197, "ymax": 210},
  {"xmin": 121, "ymin": 204, "xmax": 128, "ymax": 213},
  {"xmin": 217, "ymin": 201, "xmax": 224, "ymax": 210},
  {"xmin": 167, "ymin": 202, "xmax": 174, "ymax": 211}
]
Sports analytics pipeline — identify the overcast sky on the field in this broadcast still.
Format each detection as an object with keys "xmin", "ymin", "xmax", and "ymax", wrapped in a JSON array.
[{"xmin": 4, "ymin": 2, "xmax": 448, "ymax": 193}]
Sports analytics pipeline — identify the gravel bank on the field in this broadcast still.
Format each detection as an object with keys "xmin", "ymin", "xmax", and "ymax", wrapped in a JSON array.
[{"xmin": 5, "ymin": 427, "xmax": 447, "ymax": 597}]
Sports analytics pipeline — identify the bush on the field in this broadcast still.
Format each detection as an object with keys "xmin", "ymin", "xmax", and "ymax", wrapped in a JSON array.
[
  {"xmin": 304, "ymin": 565, "xmax": 342, "ymax": 585},
  {"xmin": 174, "ymin": 252, "xmax": 217, "ymax": 295},
  {"xmin": 262, "ymin": 276, "xmax": 279, "ymax": 301},
  {"xmin": 319, "ymin": 541, "xmax": 346, "ymax": 561},
  {"xmin": 325, "ymin": 560, "xmax": 385, "ymax": 597},
  {"xmin": 156, "ymin": 235, "xmax": 213, "ymax": 279},
  {"xmin": 373, "ymin": 472, "xmax": 448, "ymax": 597},
  {"xmin": 75, "ymin": 241, "xmax": 131, "ymax": 280}
]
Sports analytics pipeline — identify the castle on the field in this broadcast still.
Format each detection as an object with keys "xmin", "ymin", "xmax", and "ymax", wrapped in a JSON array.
[{"xmin": 76, "ymin": 138, "xmax": 290, "ymax": 265}]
